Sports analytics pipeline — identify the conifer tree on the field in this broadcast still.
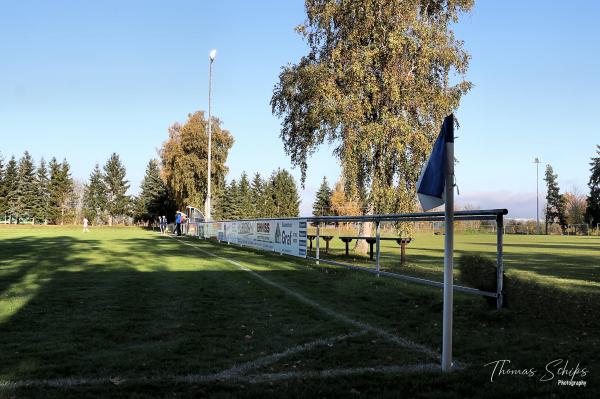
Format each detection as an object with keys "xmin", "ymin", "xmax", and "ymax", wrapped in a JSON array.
[
  {"xmin": 212, "ymin": 184, "xmax": 226, "ymax": 220},
  {"xmin": 585, "ymin": 145, "xmax": 600, "ymax": 227},
  {"xmin": 222, "ymin": 179, "xmax": 241, "ymax": 220},
  {"xmin": 3, "ymin": 156, "xmax": 18, "ymax": 223},
  {"xmin": 83, "ymin": 164, "xmax": 108, "ymax": 224},
  {"xmin": 0, "ymin": 154, "xmax": 5, "ymax": 218},
  {"xmin": 47, "ymin": 158, "xmax": 61, "ymax": 223},
  {"xmin": 313, "ymin": 176, "xmax": 332, "ymax": 216},
  {"xmin": 0, "ymin": 153, "xmax": 4, "ymax": 216},
  {"xmin": 15, "ymin": 151, "xmax": 36, "ymax": 223},
  {"xmin": 238, "ymin": 172, "xmax": 252, "ymax": 219},
  {"xmin": 33, "ymin": 158, "xmax": 50, "ymax": 224},
  {"xmin": 103, "ymin": 153, "xmax": 130, "ymax": 225},
  {"xmin": 270, "ymin": 169, "xmax": 300, "ymax": 217},
  {"xmin": 135, "ymin": 159, "xmax": 173, "ymax": 222},
  {"xmin": 544, "ymin": 164, "xmax": 567, "ymax": 233},
  {"xmin": 48, "ymin": 158, "xmax": 74, "ymax": 225},
  {"xmin": 250, "ymin": 172, "xmax": 264, "ymax": 218}
]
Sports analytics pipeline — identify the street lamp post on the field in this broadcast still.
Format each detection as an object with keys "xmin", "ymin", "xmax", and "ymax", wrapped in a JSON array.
[
  {"xmin": 534, "ymin": 157, "xmax": 540, "ymax": 234},
  {"xmin": 206, "ymin": 49, "xmax": 217, "ymax": 221}
]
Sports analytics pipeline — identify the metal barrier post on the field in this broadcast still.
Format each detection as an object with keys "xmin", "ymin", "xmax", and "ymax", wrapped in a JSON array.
[
  {"xmin": 496, "ymin": 214, "xmax": 504, "ymax": 309},
  {"xmin": 375, "ymin": 221, "xmax": 381, "ymax": 276},
  {"xmin": 316, "ymin": 223, "xmax": 320, "ymax": 265}
]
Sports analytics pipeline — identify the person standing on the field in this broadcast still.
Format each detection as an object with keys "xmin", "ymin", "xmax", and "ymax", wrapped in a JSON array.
[
  {"xmin": 175, "ymin": 211, "xmax": 182, "ymax": 236},
  {"xmin": 160, "ymin": 215, "xmax": 167, "ymax": 234},
  {"xmin": 83, "ymin": 217, "xmax": 89, "ymax": 233}
]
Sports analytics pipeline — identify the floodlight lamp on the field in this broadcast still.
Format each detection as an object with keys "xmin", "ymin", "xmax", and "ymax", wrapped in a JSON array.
[{"xmin": 209, "ymin": 49, "xmax": 217, "ymax": 61}]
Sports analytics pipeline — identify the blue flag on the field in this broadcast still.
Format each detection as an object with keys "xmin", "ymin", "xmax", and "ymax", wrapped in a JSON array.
[{"xmin": 417, "ymin": 115, "xmax": 454, "ymax": 211}]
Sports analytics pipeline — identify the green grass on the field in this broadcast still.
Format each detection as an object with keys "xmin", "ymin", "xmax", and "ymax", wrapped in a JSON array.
[
  {"xmin": 0, "ymin": 226, "xmax": 598, "ymax": 398},
  {"xmin": 307, "ymin": 228, "xmax": 600, "ymax": 294}
]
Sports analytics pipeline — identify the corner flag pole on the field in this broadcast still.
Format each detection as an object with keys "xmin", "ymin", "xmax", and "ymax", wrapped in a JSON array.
[
  {"xmin": 415, "ymin": 114, "xmax": 456, "ymax": 371},
  {"xmin": 441, "ymin": 119, "xmax": 455, "ymax": 372}
]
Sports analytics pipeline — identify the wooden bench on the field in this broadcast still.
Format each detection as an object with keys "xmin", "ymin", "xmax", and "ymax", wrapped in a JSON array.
[
  {"xmin": 307, "ymin": 235, "xmax": 334, "ymax": 253},
  {"xmin": 338, "ymin": 236, "xmax": 412, "ymax": 264}
]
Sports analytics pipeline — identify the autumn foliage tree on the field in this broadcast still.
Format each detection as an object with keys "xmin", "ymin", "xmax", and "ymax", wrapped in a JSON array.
[
  {"xmin": 160, "ymin": 111, "xmax": 234, "ymax": 211},
  {"xmin": 564, "ymin": 189, "xmax": 586, "ymax": 226},
  {"xmin": 331, "ymin": 178, "xmax": 362, "ymax": 231},
  {"xmin": 271, "ymin": 0, "xmax": 473, "ymax": 216}
]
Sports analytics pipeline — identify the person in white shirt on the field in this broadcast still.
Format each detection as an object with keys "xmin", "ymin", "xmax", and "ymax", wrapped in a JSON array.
[{"xmin": 83, "ymin": 217, "xmax": 89, "ymax": 233}]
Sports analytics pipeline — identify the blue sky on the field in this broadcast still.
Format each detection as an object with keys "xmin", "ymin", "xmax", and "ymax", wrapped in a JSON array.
[{"xmin": 1, "ymin": 1, "xmax": 598, "ymax": 218}]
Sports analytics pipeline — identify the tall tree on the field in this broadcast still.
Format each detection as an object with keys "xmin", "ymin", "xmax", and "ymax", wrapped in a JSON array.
[
  {"xmin": 585, "ymin": 145, "xmax": 600, "ymax": 227},
  {"xmin": 71, "ymin": 179, "xmax": 86, "ymax": 224},
  {"xmin": 269, "ymin": 169, "xmax": 300, "ymax": 217},
  {"xmin": 211, "ymin": 184, "xmax": 226, "ymax": 221},
  {"xmin": 221, "ymin": 179, "xmax": 241, "ymax": 220},
  {"xmin": 544, "ymin": 164, "xmax": 567, "ymax": 234},
  {"xmin": 103, "ymin": 153, "xmax": 130, "ymax": 225},
  {"xmin": 261, "ymin": 177, "xmax": 277, "ymax": 218},
  {"xmin": 271, "ymin": 0, "xmax": 472, "ymax": 215},
  {"xmin": 47, "ymin": 158, "xmax": 61, "ymax": 223},
  {"xmin": 250, "ymin": 172, "xmax": 265, "ymax": 218},
  {"xmin": 160, "ymin": 111, "xmax": 234, "ymax": 210},
  {"xmin": 134, "ymin": 159, "xmax": 175, "ymax": 223},
  {"xmin": 564, "ymin": 188, "xmax": 586, "ymax": 226},
  {"xmin": 33, "ymin": 158, "xmax": 50, "ymax": 224},
  {"xmin": 238, "ymin": 172, "xmax": 252, "ymax": 219},
  {"xmin": 0, "ymin": 154, "xmax": 4, "ymax": 218},
  {"xmin": 15, "ymin": 151, "xmax": 36, "ymax": 223},
  {"xmin": 48, "ymin": 158, "xmax": 74, "ymax": 225},
  {"xmin": 313, "ymin": 176, "xmax": 332, "ymax": 216},
  {"xmin": 83, "ymin": 164, "xmax": 108, "ymax": 224},
  {"xmin": 3, "ymin": 156, "xmax": 18, "ymax": 223},
  {"xmin": 331, "ymin": 178, "xmax": 361, "ymax": 217}
]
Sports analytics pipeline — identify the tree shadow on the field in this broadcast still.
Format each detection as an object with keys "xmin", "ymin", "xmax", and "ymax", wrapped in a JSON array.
[
  {"xmin": 0, "ymin": 236, "xmax": 102, "ymax": 298},
  {"xmin": 1, "ymin": 231, "xmax": 599, "ymax": 396}
]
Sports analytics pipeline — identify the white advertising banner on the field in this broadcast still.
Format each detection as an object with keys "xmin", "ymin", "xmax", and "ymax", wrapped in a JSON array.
[{"xmin": 213, "ymin": 219, "xmax": 307, "ymax": 258}]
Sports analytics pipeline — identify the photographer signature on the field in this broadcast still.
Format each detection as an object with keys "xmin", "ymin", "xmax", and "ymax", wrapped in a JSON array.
[{"xmin": 483, "ymin": 359, "xmax": 588, "ymax": 385}]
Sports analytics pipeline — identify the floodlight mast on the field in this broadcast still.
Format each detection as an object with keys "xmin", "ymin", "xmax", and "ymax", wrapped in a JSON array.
[{"xmin": 205, "ymin": 49, "xmax": 216, "ymax": 221}]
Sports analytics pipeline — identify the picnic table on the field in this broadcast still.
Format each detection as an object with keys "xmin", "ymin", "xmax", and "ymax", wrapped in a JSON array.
[
  {"xmin": 307, "ymin": 234, "xmax": 334, "ymax": 253},
  {"xmin": 338, "ymin": 236, "xmax": 412, "ymax": 264}
]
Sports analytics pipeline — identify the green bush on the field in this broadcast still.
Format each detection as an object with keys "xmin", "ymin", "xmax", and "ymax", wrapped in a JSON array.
[{"xmin": 458, "ymin": 253, "xmax": 498, "ymax": 293}]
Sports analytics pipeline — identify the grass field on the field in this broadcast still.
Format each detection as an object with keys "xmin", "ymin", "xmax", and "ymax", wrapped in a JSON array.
[
  {"xmin": 0, "ymin": 226, "xmax": 598, "ymax": 398},
  {"xmin": 306, "ymin": 227, "xmax": 600, "ymax": 295}
]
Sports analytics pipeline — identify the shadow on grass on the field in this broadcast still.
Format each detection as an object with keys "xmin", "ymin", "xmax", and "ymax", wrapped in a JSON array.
[
  {"xmin": 1, "ymin": 232, "xmax": 598, "ymax": 397},
  {"xmin": 0, "ymin": 236, "xmax": 102, "ymax": 297}
]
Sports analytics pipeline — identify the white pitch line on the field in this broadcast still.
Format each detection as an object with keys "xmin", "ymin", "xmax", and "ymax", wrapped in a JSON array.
[
  {"xmin": 0, "ymin": 377, "xmax": 109, "ymax": 389},
  {"xmin": 239, "ymin": 363, "xmax": 441, "ymax": 383},
  {"xmin": 0, "ymin": 363, "xmax": 440, "ymax": 389},
  {"xmin": 0, "ymin": 235, "xmax": 455, "ymax": 391},
  {"xmin": 172, "ymin": 237, "xmax": 442, "ymax": 362},
  {"xmin": 181, "ymin": 330, "xmax": 368, "ymax": 382}
]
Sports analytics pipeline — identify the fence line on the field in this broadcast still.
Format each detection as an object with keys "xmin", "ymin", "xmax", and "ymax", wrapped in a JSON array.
[{"xmin": 190, "ymin": 209, "xmax": 508, "ymax": 309}]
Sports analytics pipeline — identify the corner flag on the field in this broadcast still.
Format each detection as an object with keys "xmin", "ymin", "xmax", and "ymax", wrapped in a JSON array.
[
  {"xmin": 416, "ymin": 115, "xmax": 455, "ymax": 211},
  {"xmin": 417, "ymin": 114, "xmax": 456, "ymax": 372}
]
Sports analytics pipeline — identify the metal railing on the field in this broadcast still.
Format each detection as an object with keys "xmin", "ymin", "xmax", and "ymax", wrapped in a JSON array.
[
  {"xmin": 306, "ymin": 209, "xmax": 507, "ymax": 309},
  {"xmin": 191, "ymin": 209, "xmax": 508, "ymax": 309}
]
